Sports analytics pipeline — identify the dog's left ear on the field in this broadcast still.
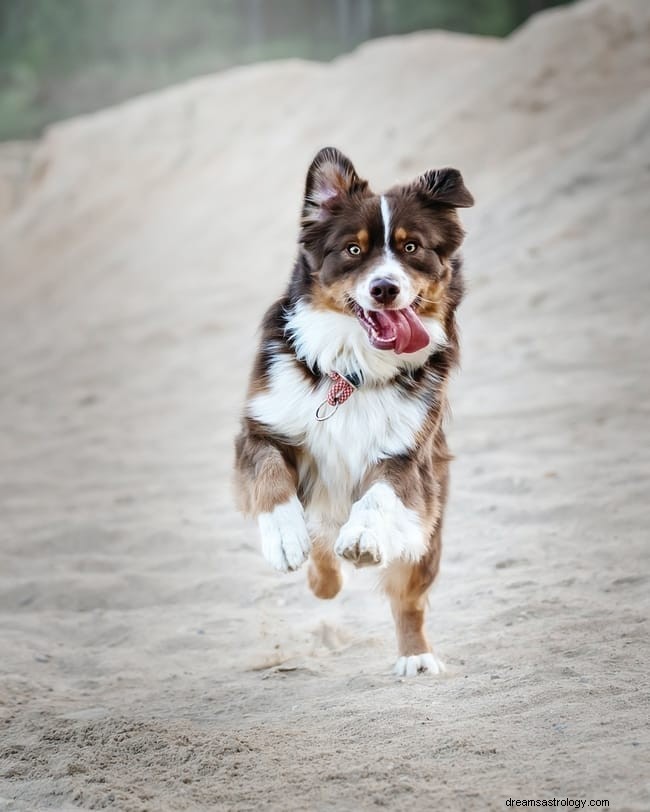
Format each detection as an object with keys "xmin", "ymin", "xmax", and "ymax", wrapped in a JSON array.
[
  {"xmin": 415, "ymin": 168, "xmax": 474, "ymax": 208},
  {"xmin": 302, "ymin": 147, "xmax": 368, "ymax": 223}
]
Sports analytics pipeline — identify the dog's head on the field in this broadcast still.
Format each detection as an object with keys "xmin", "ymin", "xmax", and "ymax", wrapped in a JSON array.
[{"xmin": 297, "ymin": 147, "xmax": 473, "ymax": 355}]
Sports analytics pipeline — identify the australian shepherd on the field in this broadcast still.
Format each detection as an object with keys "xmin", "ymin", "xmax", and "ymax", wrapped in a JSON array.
[{"xmin": 234, "ymin": 147, "xmax": 473, "ymax": 676}]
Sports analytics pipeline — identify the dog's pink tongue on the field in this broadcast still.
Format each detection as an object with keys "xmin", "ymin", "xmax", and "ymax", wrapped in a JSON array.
[{"xmin": 374, "ymin": 308, "xmax": 430, "ymax": 354}]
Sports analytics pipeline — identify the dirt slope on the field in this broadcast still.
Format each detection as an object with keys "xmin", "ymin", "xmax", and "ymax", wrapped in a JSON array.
[{"xmin": 1, "ymin": 0, "xmax": 649, "ymax": 809}]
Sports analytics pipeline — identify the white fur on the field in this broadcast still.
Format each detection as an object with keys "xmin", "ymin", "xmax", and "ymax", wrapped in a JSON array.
[
  {"xmin": 380, "ymin": 195, "xmax": 391, "ymax": 248},
  {"xmin": 251, "ymin": 297, "xmax": 444, "ymax": 559},
  {"xmin": 285, "ymin": 300, "xmax": 446, "ymax": 386},
  {"xmin": 334, "ymin": 482, "xmax": 426, "ymax": 567},
  {"xmin": 355, "ymin": 254, "xmax": 415, "ymax": 312},
  {"xmin": 394, "ymin": 653, "xmax": 445, "ymax": 677},
  {"xmin": 247, "ymin": 349, "xmax": 434, "ymax": 538},
  {"xmin": 257, "ymin": 496, "xmax": 310, "ymax": 573}
]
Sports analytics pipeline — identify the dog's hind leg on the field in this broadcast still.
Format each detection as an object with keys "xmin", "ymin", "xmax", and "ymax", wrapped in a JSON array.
[
  {"xmin": 382, "ymin": 525, "xmax": 445, "ymax": 677},
  {"xmin": 308, "ymin": 538, "xmax": 343, "ymax": 600}
]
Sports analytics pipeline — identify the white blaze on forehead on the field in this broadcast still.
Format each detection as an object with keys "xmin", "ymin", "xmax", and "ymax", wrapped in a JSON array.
[{"xmin": 380, "ymin": 195, "xmax": 391, "ymax": 251}]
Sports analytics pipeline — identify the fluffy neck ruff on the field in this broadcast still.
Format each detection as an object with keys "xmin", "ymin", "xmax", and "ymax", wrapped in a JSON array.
[{"xmin": 284, "ymin": 299, "xmax": 447, "ymax": 386}]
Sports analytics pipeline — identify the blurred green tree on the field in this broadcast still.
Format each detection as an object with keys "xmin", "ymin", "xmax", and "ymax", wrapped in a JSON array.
[{"xmin": 0, "ymin": 0, "xmax": 573, "ymax": 140}]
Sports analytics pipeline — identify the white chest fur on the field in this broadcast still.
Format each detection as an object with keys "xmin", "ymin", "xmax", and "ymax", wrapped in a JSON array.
[{"xmin": 247, "ymin": 354, "xmax": 429, "ymax": 528}]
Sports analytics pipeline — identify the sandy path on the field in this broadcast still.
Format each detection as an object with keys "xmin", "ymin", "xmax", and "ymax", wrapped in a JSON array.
[{"xmin": 1, "ymin": 1, "xmax": 649, "ymax": 809}]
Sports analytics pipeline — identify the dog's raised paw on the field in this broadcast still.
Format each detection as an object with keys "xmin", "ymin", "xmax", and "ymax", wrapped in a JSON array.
[
  {"xmin": 258, "ymin": 497, "xmax": 310, "ymax": 573},
  {"xmin": 334, "ymin": 482, "xmax": 426, "ymax": 567},
  {"xmin": 334, "ymin": 523, "xmax": 383, "ymax": 568},
  {"xmin": 394, "ymin": 652, "xmax": 445, "ymax": 677}
]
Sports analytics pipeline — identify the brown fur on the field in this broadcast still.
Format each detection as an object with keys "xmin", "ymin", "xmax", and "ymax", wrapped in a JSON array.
[
  {"xmin": 356, "ymin": 228, "xmax": 370, "ymax": 253},
  {"xmin": 234, "ymin": 422, "xmax": 299, "ymax": 515},
  {"xmin": 307, "ymin": 539, "xmax": 343, "ymax": 600}
]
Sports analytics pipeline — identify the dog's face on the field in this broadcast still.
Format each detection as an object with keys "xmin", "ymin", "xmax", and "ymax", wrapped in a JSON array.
[{"xmin": 298, "ymin": 148, "xmax": 473, "ymax": 355}]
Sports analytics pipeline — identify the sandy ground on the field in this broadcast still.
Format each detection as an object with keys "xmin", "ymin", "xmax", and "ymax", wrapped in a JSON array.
[{"xmin": 1, "ymin": 0, "xmax": 649, "ymax": 809}]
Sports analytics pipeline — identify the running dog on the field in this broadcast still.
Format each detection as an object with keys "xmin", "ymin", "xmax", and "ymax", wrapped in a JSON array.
[{"xmin": 234, "ymin": 147, "xmax": 473, "ymax": 676}]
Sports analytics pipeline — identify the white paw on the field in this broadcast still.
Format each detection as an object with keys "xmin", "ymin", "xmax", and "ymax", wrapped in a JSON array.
[
  {"xmin": 258, "ymin": 496, "xmax": 310, "ymax": 573},
  {"xmin": 394, "ymin": 652, "xmax": 445, "ymax": 677},
  {"xmin": 334, "ymin": 482, "xmax": 425, "ymax": 567},
  {"xmin": 334, "ymin": 519, "xmax": 383, "ymax": 566}
]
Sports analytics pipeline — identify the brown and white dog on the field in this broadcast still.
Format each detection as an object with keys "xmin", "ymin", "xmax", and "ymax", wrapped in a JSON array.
[{"xmin": 234, "ymin": 147, "xmax": 473, "ymax": 676}]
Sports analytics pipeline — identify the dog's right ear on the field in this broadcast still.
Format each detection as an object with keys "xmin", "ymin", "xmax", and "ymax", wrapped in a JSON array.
[{"xmin": 302, "ymin": 147, "xmax": 368, "ymax": 224}]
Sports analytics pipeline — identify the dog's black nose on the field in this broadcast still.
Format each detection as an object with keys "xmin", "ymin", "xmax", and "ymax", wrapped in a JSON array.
[{"xmin": 369, "ymin": 278, "xmax": 400, "ymax": 305}]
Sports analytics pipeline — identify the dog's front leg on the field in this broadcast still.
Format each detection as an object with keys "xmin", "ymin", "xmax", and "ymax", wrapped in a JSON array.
[
  {"xmin": 234, "ymin": 426, "xmax": 309, "ymax": 573},
  {"xmin": 334, "ymin": 480, "xmax": 427, "ymax": 568},
  {"xmin": 334, "ymin": 467, "xmax": 447, "ymax": 676}
]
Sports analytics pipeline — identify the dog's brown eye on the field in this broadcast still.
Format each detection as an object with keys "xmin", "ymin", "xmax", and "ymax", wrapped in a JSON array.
[
  {"xmin": 347, "ymin": 243, "xmax": 362, "ymax": 256},
  {"xmin": 404, "ymin": 241, "xmax": 417, "ymax": 253}
]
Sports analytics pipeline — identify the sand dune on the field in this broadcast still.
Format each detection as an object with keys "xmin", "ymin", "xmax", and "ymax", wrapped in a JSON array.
[{"xmin": 1, "ymin": 0, "xmax": 649, "ymax": 809}]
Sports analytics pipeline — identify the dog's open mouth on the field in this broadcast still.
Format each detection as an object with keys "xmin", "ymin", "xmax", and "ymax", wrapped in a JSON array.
[{"xmin": 352, "ymin": 303, "xmax": 430, "ymax": 355}]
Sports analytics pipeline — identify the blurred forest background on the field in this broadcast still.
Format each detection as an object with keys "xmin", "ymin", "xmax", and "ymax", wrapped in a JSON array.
[{"xmin": 0, "ymin": 0, "xmax": 573, "ymax": 141}]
